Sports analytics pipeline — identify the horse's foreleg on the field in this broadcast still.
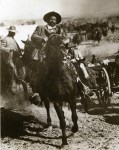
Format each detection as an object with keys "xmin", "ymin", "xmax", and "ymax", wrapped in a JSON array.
[
  {"xmin": 70, "ymin": 99, "xmax": 78, "ymax": 133},
  {"xmin": 44, "ymin": 98, "xmax": 52, "ymax": 126},
  {"xmin": 54, "ymin": 102, "xmax": 68, "ymax": 145}
]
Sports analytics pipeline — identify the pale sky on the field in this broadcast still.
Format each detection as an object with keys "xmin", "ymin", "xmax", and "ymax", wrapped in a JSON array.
[{"xmin": 0, "ymin": 0, "xmax": 119, "ymax": 21}]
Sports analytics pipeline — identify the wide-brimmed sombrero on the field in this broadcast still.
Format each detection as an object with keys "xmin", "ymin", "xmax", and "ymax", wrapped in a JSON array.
[
  {"xmin": 7, "ymin": 26, "xmax": 17, "ymax": 33},
  {"xmin": 43, "ymin": 11, "xmax": 61, "ymax": 24}
]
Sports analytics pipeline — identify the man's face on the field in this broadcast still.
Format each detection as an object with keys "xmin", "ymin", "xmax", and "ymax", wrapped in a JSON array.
[
  {"xmin": 9, "ymin": 31, "xmax": 16, "ymax": 37},
  {"xmin": 48, "ymin": 16, "xmax": 57, "ymax": 27}
]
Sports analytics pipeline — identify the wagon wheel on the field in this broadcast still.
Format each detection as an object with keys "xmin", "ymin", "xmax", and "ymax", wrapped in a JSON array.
[{"xmin": 98, "ymin": 67, "xmax": 112, "ymax": 107}]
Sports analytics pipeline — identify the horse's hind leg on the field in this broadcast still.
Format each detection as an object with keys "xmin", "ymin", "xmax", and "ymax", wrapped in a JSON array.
[
  {"xmin": 54, "ymin": 101, "xmax": 68, "ymax": 145},
  {"xmin": 70, "ymin": 99, "xmax": 78, "ymax": 133},
  {"xmin": 43, "ymin": 98, "xmax": 52, "ymax": 126}
]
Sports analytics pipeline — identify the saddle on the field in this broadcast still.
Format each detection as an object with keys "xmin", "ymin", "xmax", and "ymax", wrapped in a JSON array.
[{"xmin": 64, "ymin": 60, "xmax": 78, "ymax": 82}]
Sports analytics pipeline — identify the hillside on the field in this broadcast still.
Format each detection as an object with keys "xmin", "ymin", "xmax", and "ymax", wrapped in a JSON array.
[
  {"xmin": 1, "ymin": 13, "xmax": 119, "ymax": 27},
  {"xmin": 62, "ymin": 14, "xmax": 119, "ymax": 26}
]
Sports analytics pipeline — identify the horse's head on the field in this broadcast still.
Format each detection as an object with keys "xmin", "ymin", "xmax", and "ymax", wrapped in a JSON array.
[
  {"xmin": 47, "ymin": 34, "xmax": 63, "ymax": 49},
  {"xmin": 46, "ymin": 34, "xmax": 67, "ymax": 63},
  {"xmin": 22, "ymin": 39, "xmax": 35, "ymax": 62}
]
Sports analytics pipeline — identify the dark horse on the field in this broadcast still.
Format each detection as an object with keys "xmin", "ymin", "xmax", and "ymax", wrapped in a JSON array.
[
  {"xmin": 93, "ymin": 28, "xmax": 102, "ymax": 45},
  {"xmin": 44, "ymin": 34, "xmax": 79, "ymax": 144},
  {"xmin": 22, "ymin": 35, "xmax": 81, "ymax": 145}
]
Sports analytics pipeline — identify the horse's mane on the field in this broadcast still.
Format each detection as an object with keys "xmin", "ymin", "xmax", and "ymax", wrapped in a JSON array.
[
  {"xmin": 45, "ymin": 34, "xmax": 66, "ymax": 67},
  {"xmin": 46, "ymin": 34, "xmax": 63, "ymax": 49},
  {"xmin": 45, "ymin": 34, "xmax": 78, "ymax": 86}
]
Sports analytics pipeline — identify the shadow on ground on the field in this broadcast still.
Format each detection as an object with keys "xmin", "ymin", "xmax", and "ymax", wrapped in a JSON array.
[
  {"xmin": 76, "ymin": 95, "xmax": 119, "ymax": 125},
  {"xmin": 1, "ymin": 107, "xmax": 74, "ymax": 148},
  {"xmin": 1, "ymin": 107, "xmax": 47, "ymax": 138},
  {"xmin": 84, "ymin": 101, "xmax": 119, "ymax": 125},
  {"xmin": 87, "ymin": 103, "xmax": 119, "ymax": 114},
  {"xmin": 104, "ymin": 114, "xmax": 119, "ymax": 125}
]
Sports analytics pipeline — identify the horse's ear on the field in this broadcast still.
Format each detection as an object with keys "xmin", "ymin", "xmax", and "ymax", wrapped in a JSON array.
[{"xmin": 21, "ymin": 40, "xmax": 26, "ymax": 44}]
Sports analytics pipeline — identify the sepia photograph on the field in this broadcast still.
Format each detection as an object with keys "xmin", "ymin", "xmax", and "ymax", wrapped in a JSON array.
[{"xmin": 0, "ymin": 0, "xmax": 119, "ymax": 149}]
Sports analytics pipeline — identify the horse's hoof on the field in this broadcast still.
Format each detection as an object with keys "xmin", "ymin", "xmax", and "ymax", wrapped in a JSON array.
[{"xmin": 72, "ymin": 125, "xmax": 78, "ymax": 133}]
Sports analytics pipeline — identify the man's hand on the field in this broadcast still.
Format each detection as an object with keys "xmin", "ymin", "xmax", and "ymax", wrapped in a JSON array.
[
  {"xmin": 9, "ymin": 62, "xmax": 15, "ymax": 68},
  {"xmin": 71, "ymin": 59, "xmax": 77, "ymax": 63},
  {"xmin": 42, "ymin": 38, "xmax": 47, "ymax": 43},
  {"xmin": 44, "ymin": 37, "xmax": 48, "ymax": 42}
]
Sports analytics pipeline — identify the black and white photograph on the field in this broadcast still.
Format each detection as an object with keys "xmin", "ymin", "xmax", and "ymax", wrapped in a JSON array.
[{"xmin": 0, "ymin": 0, "xmax": 119, "ymax": 149}]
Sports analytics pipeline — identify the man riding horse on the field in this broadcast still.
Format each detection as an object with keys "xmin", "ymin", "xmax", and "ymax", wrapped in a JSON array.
[
  {"xmin": 28, "ymin": 11, "xmax": 94, "ymax": 101},
  {"xmin": 29, "ymin": 12, "xmax": 62, "ymax": 92},
  {"xmin": 65, "ymin": 34, "xmax": 94, "ymax": 96}
]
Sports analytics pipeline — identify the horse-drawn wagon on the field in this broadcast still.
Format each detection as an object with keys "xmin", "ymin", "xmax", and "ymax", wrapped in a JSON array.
[
  {"xmin": 101, "ymin": 52, "xmax": 119, "ymax": 93},
  {"xmin": 105, "ymin": 58, "xmax": 119, "ymax": 93},
  {"xmin": 88, "ymin": 64, "xmax": 111, "ymax": 107},
  {"xmin": 88, "ymin": 53, "xmax": 119, "ymax": 107}
]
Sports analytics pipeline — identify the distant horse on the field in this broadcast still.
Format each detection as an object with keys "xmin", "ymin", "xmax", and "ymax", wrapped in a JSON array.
[
  {"xmin": 22, "ymin": 35, "xmax": 86, "ymax": 145},
  {"xmin": 72, "ymin": 33, "xmax": 82, "ymax": 45},
  {"xmin": 93, "ymin": 28, "xmax": 102, "ymax": 45},
  {"xmin": 102, "ymin": 27, "xmax": 108, "ymax": 37}
]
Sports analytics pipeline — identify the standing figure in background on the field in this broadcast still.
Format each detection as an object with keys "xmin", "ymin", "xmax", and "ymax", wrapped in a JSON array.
[
  {"xmin": 111, "ymin": 23, "xmax": 115, "ymax": 34},
  {"xmin": 91, "ymin": 55, "xmax": 97, "ymax": 64},
  {"xmin": 1, "ymin": 26, "xmax": 21, "ymax": 94}
]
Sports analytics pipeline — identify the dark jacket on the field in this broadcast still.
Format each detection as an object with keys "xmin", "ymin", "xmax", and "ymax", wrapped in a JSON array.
[{"xmin": 31, "ymin": 25, "xmax": 61, "ymax": 48}]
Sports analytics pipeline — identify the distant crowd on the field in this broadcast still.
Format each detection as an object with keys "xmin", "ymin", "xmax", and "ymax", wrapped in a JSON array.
[{"xmin": 60, "ymin": 21, "xmax": 116, "ymax": 41}]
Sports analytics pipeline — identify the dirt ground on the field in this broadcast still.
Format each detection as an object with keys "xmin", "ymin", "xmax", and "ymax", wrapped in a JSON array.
[{"xmin": 1, "ymin": 92, "xmax": 119, "ymax": 150}]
